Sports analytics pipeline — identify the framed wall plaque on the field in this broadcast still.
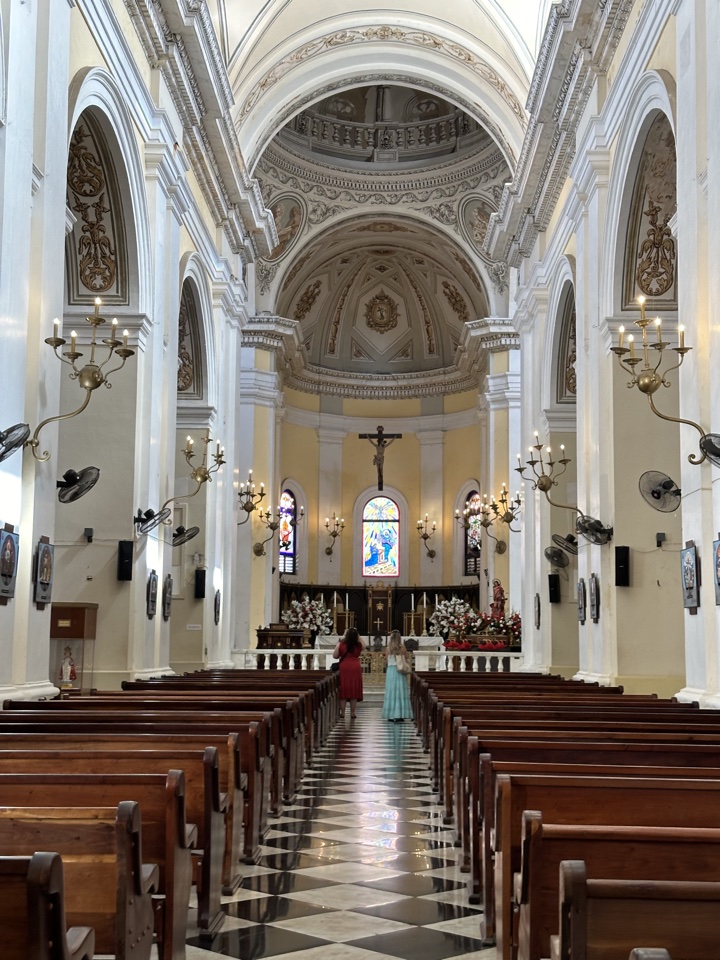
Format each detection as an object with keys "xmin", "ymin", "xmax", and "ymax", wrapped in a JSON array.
[
  {"xmin": 34, "ymin": 538, "xmax": 54, "ymax": 607},
  {"xmin": 680, "ymin": 541, "xmax": 699, "ymax": 613},
  {"xmin": 0, "ymin": 527, "xmax": 19, "ymax": 603},
  {"xmin": 577, "ymin": 578, "xmax": 586, "ymax": 624},
  {"xmin": 589, "ymin": 573, "xmax": 600, "ymax": 623},
  {"xmin": 162, "ymin": 574, "xmax": 173, "ymax": 621},
  {"xmin": 146, "ymin": 570, "xmax": 158, "ymax": 619}
]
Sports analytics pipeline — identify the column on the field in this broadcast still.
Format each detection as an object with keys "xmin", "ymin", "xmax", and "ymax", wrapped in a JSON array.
[
  {"xmin": 316, "ymin": 428, "xmax": 346, "ymax": 583},
  {"xmin": 417, "ymin": 431, "xmax": 444, "ymax": 585}
]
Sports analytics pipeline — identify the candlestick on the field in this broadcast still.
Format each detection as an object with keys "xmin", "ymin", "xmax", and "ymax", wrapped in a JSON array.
[
  {"xmin": 122, "ymin": 329, "xmax": 129, "ymax": 348},
  {"xmin": 638, "ymin": 295, "xmax": 646, "ymax": 322},
  {"xmin": 423, "ymin": 592, "xmax": 427, "ymax": 609},
  {"xmin": 628, "ymin": 334, "xmax": 634, "ymax": 358},
  {"xmin": 112, "ymin": 318, "xmax": 118, "ymax": 341},
  {"xmin": 411, "ymin": 592, "xmax": 415, "ymax": 609},
  {"xmin": 53, "ymin": 318, "xmax": 61, "ymax": 339},
  {"xmin": 654, "ymin": 317, "xmax": 662, "ymax": 342},
  {"xmin": 618, "ymin": 325, "xmax": 624, "ymax": 349},
  {"xmin": 679, "ymin": 325, "xmax": 685, "ymax": 349},
  {"xmin": 70, "ymin": 330, "xmax": 77, "ymax": 352},
  {"xmin": 345, "ymin": 592, "xmax": 349, "ymax": 609}
]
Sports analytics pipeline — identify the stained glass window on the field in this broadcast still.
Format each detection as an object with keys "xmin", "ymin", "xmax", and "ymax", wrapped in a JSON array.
[
  {"xmin": 278, "ymin": 489, "xmax": 297, "ymax": 574},
  {"xmin": 362, "ymin": 496, "xmax": 399, "ymax": 578},
  {"xmin": 464, "ymin": 491, "xmax": 483, "ymax": 575}
]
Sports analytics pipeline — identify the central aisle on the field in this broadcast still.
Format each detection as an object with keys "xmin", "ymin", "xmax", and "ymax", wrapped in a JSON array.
[{"xmin": 188, "ymin": 695, "xmax": 492, "ymax": 959}]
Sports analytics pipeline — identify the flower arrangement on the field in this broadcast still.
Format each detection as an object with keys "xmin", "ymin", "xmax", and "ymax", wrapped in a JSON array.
[
  {"xmin": 439, "ymin": 609, "xmax": 522, "ymax": 649},
  {"xmin": 281, "ymin": 598, "xmax": 333, "ymax": 635},
  {"xmin": 429, "ymin": 598, "xmax": 476, "ymax": 638}
]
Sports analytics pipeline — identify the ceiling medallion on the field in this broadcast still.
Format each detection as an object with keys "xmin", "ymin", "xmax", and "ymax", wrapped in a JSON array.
[{"xmin": 365, "ymin": 291, "xmax": 399, "ymax": 334}]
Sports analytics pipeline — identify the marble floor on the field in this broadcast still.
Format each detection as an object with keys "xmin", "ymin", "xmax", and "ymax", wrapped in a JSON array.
[{"xmin": 184, "ymin": 692, "xmax": 494, "ymax": 960}]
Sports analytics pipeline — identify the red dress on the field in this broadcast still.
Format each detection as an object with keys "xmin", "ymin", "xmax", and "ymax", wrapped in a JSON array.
[{"xmin": 337, "ymin": 640, "xmax": 364, "ymax": 701}]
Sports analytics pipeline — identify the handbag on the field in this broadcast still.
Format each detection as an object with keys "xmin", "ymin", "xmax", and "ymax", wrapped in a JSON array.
[
  {"xmin": 396, "ymin": 655, "xmax": 411, "ymax": 675},
  {"xmin": 331, "ymin": 652, "xmax": 346, "ymax": 672}
]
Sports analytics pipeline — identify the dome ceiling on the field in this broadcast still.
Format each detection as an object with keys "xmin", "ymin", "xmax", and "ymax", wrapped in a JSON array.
[{"xmin": 276, "ymin": 217, "xmax": 490, "ymax": 396}]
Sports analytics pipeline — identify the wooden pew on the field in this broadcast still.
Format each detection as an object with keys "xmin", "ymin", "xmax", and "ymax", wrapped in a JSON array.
[
  {"xmin": 0, "ymin": 710, "xmax": 269, "ymax": 864},
  {"xmin": 0, "ymin": 747, "xmax": 224, "ymax": 939},
  {"xmin": 0, "ymin": 801, "xmax": 158, "ymax": 959},
  {"xmin": 494, "ymin": 774, "xmax": 720, "ymax": 959},
  {"xmin": 516, "ymin": 811, "xmax": 720, "ymax": 960},
  {"xmin": 0, "ymin": 730, "xmax": 248, "ymax": 892},
  {"xmin": 0, "ymin": 852, "xmax": 95, "ymax": 960},
  {"xmin": 550, "ymin": 860, "xmax": 720, "ymax": 960},
  {"xmin": 0, "ymin": 771, "xmax": 194, "ymax": 960}
]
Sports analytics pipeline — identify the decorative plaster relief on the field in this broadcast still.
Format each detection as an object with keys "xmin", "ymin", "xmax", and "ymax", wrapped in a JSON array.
[
  {"xmin": 293, "ymin": 280, "xmax": 322, "ymax": 320},
  {"xmin": 266, "ymin": 194, "xmax": 305, "ymax": 261},
  {"xmin": 177, "ymin": 281, "xmax": 203, "ymax": 398},
  {"xmin": 364, "ymin": 291, "xmax": 399, "ymax": 333},
  {"xmin": 442, "ymin": 281, "xmax": 469, "ymax": 323}
]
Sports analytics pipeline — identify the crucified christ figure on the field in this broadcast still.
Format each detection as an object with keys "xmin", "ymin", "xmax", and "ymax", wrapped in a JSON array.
[{"xmin": 359, "ymin": 425, "xmax": 402, "ymax": 491}]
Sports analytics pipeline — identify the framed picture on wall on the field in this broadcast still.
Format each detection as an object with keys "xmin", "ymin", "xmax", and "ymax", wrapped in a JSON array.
[
  {"xmin": 577, "ymin": 578, "xmax": 586, "ymax": 624},
  {"xmin": 589, "ymin": 573, "xmax": 600, "ymax": 623},
  {"xmin": 680, "ymin": 543, "xmax": 699, "ymax": 610},
  {"xmin": 147, "ymin": 570, "xmax": 158, "ymax": 619},
  {"xmin": 0, "ymin": 529, "xmax": 19, "ymax": 601},
  {"xmin": 713, "ymin": 538, "xmax": 720, "ymax": 606},
  {"xmin": 34, "ymin": 540, "xmax": 54, "ymax": 605}
]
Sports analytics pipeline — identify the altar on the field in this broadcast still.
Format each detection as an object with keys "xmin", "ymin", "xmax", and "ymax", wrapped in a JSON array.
[{"xmin": 315, "ymin": 634, "xmax": 442, "ymax": 650}]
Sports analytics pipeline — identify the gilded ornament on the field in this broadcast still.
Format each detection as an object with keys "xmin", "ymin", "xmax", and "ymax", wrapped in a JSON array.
[
  {"xmin": 636, "ymin": 199, "xmax": 675, "ymax": 297},
  {"xmin": 365, "ymin": 291, "xmax": 399, "ymax": 333}
]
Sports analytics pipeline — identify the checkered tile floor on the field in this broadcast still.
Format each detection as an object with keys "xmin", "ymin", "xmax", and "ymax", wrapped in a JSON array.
[{"xmin": 185, "ymin": 696, "xmax": 494, "ymax": 960}]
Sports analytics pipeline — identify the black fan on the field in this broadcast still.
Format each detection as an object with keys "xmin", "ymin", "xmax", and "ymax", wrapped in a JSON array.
[
  {"xmin": 544, "ymin": 545, "xmax": 569, "ymax": 567},
  {"xmin": 134, "ymin": 508, "xmax": 172, "ymax": 535},
  {"xmin": 56, "ymin": 466, "xmax": 100, "ymax": 504},
  {"xmin": 172, "ymin": 525, "xmax": 199, "ymax": 546},
  {"xmin": 699, "ymin": 434, "xmax": 720, "ymax": 467},
  {"xmin": 0, "ymin": 422, "xmax": 30, "ymax": 463},
  {"xmin": 638, "ymin": 470, "xmax": 681, "ymax": 513},
  {"xmin": 552, "ymin": 533, "xmax": 578, "ymax": 556},
  {"xmin": 576, "ymin": 514, "xmax": 613, "ymax": 545}
]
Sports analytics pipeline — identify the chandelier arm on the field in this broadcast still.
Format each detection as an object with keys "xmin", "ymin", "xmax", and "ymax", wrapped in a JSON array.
[
  {"xmin": 160, "ymin": 478, "xmax": 204, "ymax": 514},
  {"xmin": 646, "ymin": 394, "xmax": 707, "ymax": 465},
  {"xmin": 26, "ymin": 388, "xmax": 93, "ymax": 461},
  {"xmin": 542, "ymin": 490, "xmax": 584, "ymax": 517},
  {"xmin": 100, "ymin": 356, "xmax": 129, "ymax": 380}
]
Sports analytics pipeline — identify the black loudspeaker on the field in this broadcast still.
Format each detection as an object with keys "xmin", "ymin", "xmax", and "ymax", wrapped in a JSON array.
[
  {"xmin": 615, "ymin": 545, "xmax": 630, "ymax": 586},
  {"xmin": 548, "ymin": 573, "xmax": 561, "ymax": 604},
  {"xmin": 194, "ymin": 568, "xmax": 206, "ymax": 599},
  {"xmin": 117, "ymin": 540, "xmax": 133, "ymax": 581}
]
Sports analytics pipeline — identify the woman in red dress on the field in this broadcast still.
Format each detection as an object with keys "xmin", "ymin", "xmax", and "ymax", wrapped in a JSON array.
[{"xmin": 332, "ymin": 627, "xmax": 364, "ymax": 719}]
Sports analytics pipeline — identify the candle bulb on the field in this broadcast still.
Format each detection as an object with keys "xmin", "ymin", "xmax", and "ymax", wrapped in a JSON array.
[
  {"xmin": 432, "ymin": 521, "xmax": 436, "ymax": 531},
  {"xmin": 618, "ymin": 325, "xmax": 624, "ymax": 349},
  {"xmin": 411, "ymin": 592, "xmax": 415, "ymax": 608},
  {"xmin": 94, "ymin": 297, "xmax": 101, "ymax": 317},
  {"xmin": 111, "ymin": 318, "xmax": 118, "ymax": 341},
  {"xmin": 345, "ymin": 592, "xmax": 349, "ymax": 609},
  {"xmin": 423, "ymin": 592, "xmax": 427, "ymax": 609},
  {"xmin": 628, "ymin": 334, "xmax": 635, "ymax": 357},
  {"xmin": 53, "ymin": 318, "xmax": 61, "ymax": 339},
  {"xmin": 637, "ymin": 295, "xmax": 646, "ymax": 322},
  {"xmin": 679, "ymin": 325, "xmax": 685, "ymax": 349},
  {"xmin": 122, "ymin": 329, "xmax": 129, "ymax": 347},
  {"xmin": 70, "ymin": 330, "xmax": 77, "ymax": 352},
  {"xmin": 655, "ymin": 317, "xmax": 662, "ymax": 342}
]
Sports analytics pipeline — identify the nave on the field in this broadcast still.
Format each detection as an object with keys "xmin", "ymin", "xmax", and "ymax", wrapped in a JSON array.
[{"xmin": 185, "ymin": 694, "xmax": 491, "ymax": 960}]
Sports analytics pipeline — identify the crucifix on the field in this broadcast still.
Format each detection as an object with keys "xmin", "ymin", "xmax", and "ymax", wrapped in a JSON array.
[{"xmin": 359, "ymin": 425, "xmax": 402, "ymax": 490}]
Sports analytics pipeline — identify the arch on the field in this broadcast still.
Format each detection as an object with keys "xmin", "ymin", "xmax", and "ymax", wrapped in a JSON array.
[
  {"xmin": 178, "ymin": 252, "xmax": 218, "ymax": 418},
  {"xmin": 232, "ymin": 16, "xmax": 527, "ymax": 172},
  {"xmin": 601, "ymin": 69, "xmax": 677, "ymax": 321},
  {"xmin": 279, "ymin": 475, "xmax": 309, "ymax": 582},
  {"xmin": 67, "ymin": 67, "xmax": 153, "ymax": 318},
  {"xmin": 542, "ymin": 255, "xmax": 577, "ymax": 428},
  {"xmin": 352, "ymin": 484, "xmax": 410, "ymax": 584}
]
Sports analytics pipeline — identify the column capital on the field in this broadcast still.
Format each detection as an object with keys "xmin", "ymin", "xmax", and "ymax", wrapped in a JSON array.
[
  {"xmin": 317, "ymin": 427, "xmax": 346, "ymax": 445},
  {"xmin": 485, "ymin": 371, "xmax": 522, "ymax": 411},
  {"xmin": 416, "ymin": 430, "xmax": 445, "ymax": 446}
]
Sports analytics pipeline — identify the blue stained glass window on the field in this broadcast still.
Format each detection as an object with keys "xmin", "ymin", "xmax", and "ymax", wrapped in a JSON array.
[
  {"xmin": 278, "ymin": 490, "xmax": 297, "ymax": 574},
  {"xmin": 464, "ymin": 491, "xmax": 482, "ymax": 575},
  {"xmin": 362, "ymin": 496, "xmax": 399, "ymax": 578}
]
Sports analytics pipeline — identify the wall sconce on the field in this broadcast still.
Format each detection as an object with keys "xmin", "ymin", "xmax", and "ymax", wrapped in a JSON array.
[
  {"xmin": 516, "ymin": 436, "xmax": 612, "ymax": 545},
  {"xmin": 22, "ymin": 300, "xmax": 135, "ymax": 462},
  {"xmin": 469, "ymin": 496, "xmax": 507, "ymax": 554},
  {"xmin": 325, "ymin": 512, "xmax": 345, "ymax": 555},
  {"xmin": 489, "ymin": 484, "xmax": 523, "ymax": 532},
  {"xmin": 237, "ymin": 469, "xmax": 266, "ymax": 524},
  {"xmin": 135, "ymin": 432, "xmax": 224, "ymax": 536},
  {"xmin": 611, "ymin": 297, "xmax": 720, "ymax": 466},
  {"xmin": 416, "ymin": 514, "xmax": 437, "ymax": 559},
  {"xmin": 253, "ymin": 507, "xmax": 281, "ymax": 557}
]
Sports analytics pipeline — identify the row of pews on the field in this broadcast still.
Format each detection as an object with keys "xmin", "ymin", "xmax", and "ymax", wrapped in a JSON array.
[
  {"xmin": 0, "ymin": 668, "xmax": 337, "ymax": 960},
  {"xmin": 410, "ymin": 670, "xmax": 720, "ymax": 960}
]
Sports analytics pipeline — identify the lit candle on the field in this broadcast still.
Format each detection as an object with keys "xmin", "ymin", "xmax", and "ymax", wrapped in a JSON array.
[
  {"xmin": 618, "ymin": 325, "xmax": 624, "ymax": 349},
  {"xmin": 637, "ymin": 295, "xmax": 646, "ymax": 322},
  {"xmin": 122, "ymin": 329, "xmax": 129, "ymax": 347},
  {"xmin": 455, "ymin": 509, "xmax": 460, "ymax": 519},
  {"xmin": 628, "ymin": 334, "xmax": 635, "ymax": 357},
  {"xmin": 345, "ymin": 592, "xmax": 349, "ymax": 608},
  {"xmin": 112, "ymin": 317, "xmax": 118, "ymax": 341},
  {"xmin": 216, "ymin": 441, "xmax": 220, "ymax": 457},
  {"xmin": 423, "ymin": 592, "xmax": 427, "ymax": 609},
  {"xmin": 53, "ymin": 318, "xmax": 60, "ymax": 339},
  {"xmin": 655, "ymin": 317, "xmax": 662, "ymax": 342},
  {"xmin": 94, "ymin": 296, "xmax": 101, "ymax": 317},
  {"xmin": 333, "ymin": 591, "xmax": 337, "ymax": 609},
  {"xmin": 411, "ymin": 593, "xmax": 415, "ymax": 609},
  {"xmin": 185, "ymin": 435, "xmax": 192, "ymax": 453},
  {"xmin": 560, "ymin": 444, "xmax": 565, "ymax": 456},
  {"xmin": 432, "ymin": 521, "xmax": 436, "ymax": 532},
  {"xmin": 679, "ymin": 325, "xmax": 685, "ymax": 349},
  {"xmin": 70, "ymin": 330, "xmax": 77, "ymax": 352}
]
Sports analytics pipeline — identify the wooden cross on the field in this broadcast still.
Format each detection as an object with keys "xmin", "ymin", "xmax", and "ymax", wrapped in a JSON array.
[{"xmin": 358, "ymin": 425, "xmax": 402, "ymax": 490}]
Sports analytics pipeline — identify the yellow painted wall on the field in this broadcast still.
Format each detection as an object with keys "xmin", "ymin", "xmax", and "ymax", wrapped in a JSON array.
[
  {"xmin": 444, "ymin": 390, "xmax": 479, "ymax": 414},
  {"xmin": 281, "ymin": 423, "xmax": 319, "ymax": 580}
]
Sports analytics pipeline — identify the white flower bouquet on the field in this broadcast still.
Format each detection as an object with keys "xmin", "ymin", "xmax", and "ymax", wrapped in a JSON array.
[{"xmin": 281, "ymin": 598, "xmax": 333, "ymax": 635}]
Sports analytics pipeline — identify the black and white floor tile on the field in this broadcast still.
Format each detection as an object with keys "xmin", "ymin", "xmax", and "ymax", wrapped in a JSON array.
[{"xmin": 185, "ymin": 694, "xmax": 493, "ymax": 960}]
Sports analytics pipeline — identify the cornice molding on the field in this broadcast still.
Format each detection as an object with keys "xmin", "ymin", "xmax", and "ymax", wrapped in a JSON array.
[
  {"xmin": 485, "ymin": 371, "xmax": 522, "ymax": 411},
  {"xmin": 123, "ymin": 0, "xmax": 276, "ymax": 259},
  {"xmin": 485, "ymin": 0, "xmax": 635, "ymax": 267},
  {"xmin": 462, "ymin": 317, "xmax": 520, "ymax": 352},
  {"xmin": 543, "ymin": 407, "xmax": 578, "ymax": 432},
  {"xmin": 242, "ymin": 314, "xmax": 302, "ymax": 354},
  {"xmin": 176, "ymin": 404, "xmax": 218, "ymax": 428},
  {"xmin": 284, "ymin": 406, "xmax": 479, "ymax": 434}
]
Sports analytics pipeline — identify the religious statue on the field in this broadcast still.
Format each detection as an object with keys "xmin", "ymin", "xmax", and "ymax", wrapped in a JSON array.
[
  {"xmin": 359, "ymin": 425, "xmax": 402, "ymax": 491},
  {"xmin": 490, "ymin": 579, "xmax": 506, "ymax": 620},
  {"xmin": 59, "ymin": 646, "xmax": 77, "ymax": 684}
]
